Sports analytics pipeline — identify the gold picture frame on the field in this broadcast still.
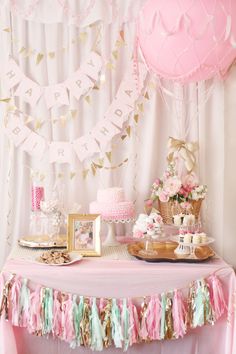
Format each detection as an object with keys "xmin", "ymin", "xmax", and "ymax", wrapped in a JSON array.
[{"xmin": 67, "ymin": 214, "xmax": 101, "ymax": 256}]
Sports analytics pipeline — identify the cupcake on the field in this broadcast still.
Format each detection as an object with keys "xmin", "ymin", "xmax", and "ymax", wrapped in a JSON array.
[
  {"xmin": 184, "ymin": 233, "xmax": 192, "ymax": 244},
  {"xmin": 192, "ymin": 233, "xmax": 201, "ymax": 244}
]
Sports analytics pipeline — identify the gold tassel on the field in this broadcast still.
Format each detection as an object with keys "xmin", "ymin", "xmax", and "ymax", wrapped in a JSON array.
[
  {"xmin": 165, "ymin": 294, "xmax": 174, "ymax": 339},
  {"xmin": 0, "ymin": 274, "xmax": 14, "ymax": 320},
  {"xmin": 80, "ymin": 298, "xmax": 91, "ymax": 347},
  {"xmin": 187, "ymin": 282, "xmax": 195, "ymax": 328},
  {"xmin": 100, "ymin": 299, "xmax": 112, "ymax": 348}
]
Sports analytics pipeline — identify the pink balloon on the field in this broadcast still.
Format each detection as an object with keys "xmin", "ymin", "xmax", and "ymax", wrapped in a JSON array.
[{"xmin": 137, "ymin": 0, "xmax": 236, "ymax": 83}]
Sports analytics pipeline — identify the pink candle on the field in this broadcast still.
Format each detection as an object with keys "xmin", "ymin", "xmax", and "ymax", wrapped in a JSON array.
[{"xmin": 31, "ymin": 186, "xmax": 44, "ymax": 211}]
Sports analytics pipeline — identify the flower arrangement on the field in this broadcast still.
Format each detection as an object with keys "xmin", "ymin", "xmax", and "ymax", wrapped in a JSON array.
[
  {"xmin": 133, "ymin": 212, "xmax": 163, "ymax": 239},
  {"xmin": 148, "ymin": 163, "xmax": 207, "ymax": 205}
]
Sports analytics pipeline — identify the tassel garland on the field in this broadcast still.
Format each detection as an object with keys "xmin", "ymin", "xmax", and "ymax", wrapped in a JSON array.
[{"xmin": 0, "ymin": 273, "xmax": 226, "ymax": 351}]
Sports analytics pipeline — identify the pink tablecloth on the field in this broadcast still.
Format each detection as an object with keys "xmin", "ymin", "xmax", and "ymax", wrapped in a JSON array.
[{"xmin": 0, "ymin": 255, "xmax": 236, "ymax": 354}]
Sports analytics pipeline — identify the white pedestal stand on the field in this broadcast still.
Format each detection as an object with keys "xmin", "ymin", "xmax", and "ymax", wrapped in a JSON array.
[{"xmin": 103, "ymin": 218, "xmax": 135, "ymax": 247}]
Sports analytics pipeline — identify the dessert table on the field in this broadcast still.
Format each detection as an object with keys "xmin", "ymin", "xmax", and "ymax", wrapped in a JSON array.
[{"xmin": 0, "ymin": 244, "xmax": 236, "ymax": 354}]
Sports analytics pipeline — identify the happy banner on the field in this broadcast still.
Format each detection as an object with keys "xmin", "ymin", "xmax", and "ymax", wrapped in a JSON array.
[
  {"xmin": 4, "ymin": 64, "xmax": 147, "ymax": 164},
  {"xmin": 1, "ymin": 52, "xmax": 102, "ymax": 108}
]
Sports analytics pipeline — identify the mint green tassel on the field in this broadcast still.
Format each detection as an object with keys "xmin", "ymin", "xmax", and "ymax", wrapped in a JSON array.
[
  {"xmin": 42, "ymin": 288, "xmax": 53, "ymax": 334},
  {"xmin": 160, "ymin": 293, "xmax": 167, "ymax": 339},
  {"xmin": 193, "ymin": 280, "xmax": 204, "ymax": 327},
  {"xmin": 70, "ymin": 295, "xmax": 83, "ymax": 348},
  {"xmin": 90, "ymin": 297, "xmax": 104, "ymax": 351},
  {"xmin": 193, "ymin": 279, "xmax": 213, "ymax": 327},
  {"xmin": 111, "ymin": 298, "xmax": 123, "ymax": 348},
  {"xmin": 77, "ymin": 296, "xmax": 84, "ymax": 346},
  {"xmin": 121, "ymin": 298, "xmax": 129, "ymax": 351},
  {"xmin": 19, "ymin": 278, "xmax": 30, "ymax": 326}
]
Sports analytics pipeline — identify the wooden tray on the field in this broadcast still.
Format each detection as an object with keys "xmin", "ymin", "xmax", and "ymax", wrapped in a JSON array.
[
  {"xmin": 127, "ymin": 241, "xmax": 215, "ymax": 263},
  {"xmin": 18, "ymin": 235, "xmax": 67, "ymax": 249}
]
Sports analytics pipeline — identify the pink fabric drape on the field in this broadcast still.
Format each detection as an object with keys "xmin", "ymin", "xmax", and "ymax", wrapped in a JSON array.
[{"xmin": 1, "ymin": 257, "xmax": 235, "ymax": 354}]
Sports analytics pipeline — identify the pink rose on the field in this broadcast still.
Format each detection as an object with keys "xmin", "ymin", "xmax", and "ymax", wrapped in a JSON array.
[
  {"xmin": 147, "ymin": 223, "xmax": 154, "ymax": 230},
  {"xmin": 183, "ymin": 173, "xmax": 198, "ymax": 189},
  {"xmin": 155, "ymin": 214, "xmax": 163, "ymax": 224},
  {"xmin": 133, "ymin": 230, "xmax": 144, "ymax": 239},
  {"xmin": 145, "ymin": 199, "xmax": 153, "ymax": 207},
  {"xmin": 179, "ymin": 186, "xmax": 189, "ymax": 198},
  {"xmin": 163, "ymin": 177, "xmax": 181, "ymax": 197},
  {"xmin": 159, "ymin": 191, "xmax": 169, "ymax": 202},
  {"xmin": 163, "ymin": 171, "xmax": 170, "ymax": 180},
  {"xmin": 154, "ymin": 178, "xmax": 161, "ymax": 186}
]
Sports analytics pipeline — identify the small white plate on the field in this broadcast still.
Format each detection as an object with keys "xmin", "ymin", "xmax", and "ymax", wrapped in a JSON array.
[{"xmin": 18, "ymin": 252, "xmax": 83, "ymax": 266}]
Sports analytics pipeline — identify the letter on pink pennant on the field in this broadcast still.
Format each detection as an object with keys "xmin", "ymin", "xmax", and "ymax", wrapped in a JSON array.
[
  {"xmin": 5, "ymin": 114, "xmax": 31, "ymax": 146},
  {"xmin": 73, "ymin": 135, "xmax": 100, "ymax": 162},
  {"xmin": 65, "ymin": 71, "xmax": 93, "ymax": 100},
  {"xmin": 105, "ymin": 100, "xmax": 133, "ymax": 128},
  {"xmin": 21, "ymin": 132, "xmax": 46, "ymax": 158},
  {"xmin": 49, "ymin": 142, "xmax": 74, "ymax": 164},
  {"xmin": 80, "ymin": 52, "xmax": 103, "ymax": 80},
  {"xmin": 14, "ymin": 77, "xmax": 42, "ymax": 106},
  {"xmin": 117, "ymin": 80, "xmax": 138, "ymax": 104},
  {"xmin": 44, "ymin": 84, "xmax": 69, "ymax": 109},
  {"xmin": 3, "ymin": 59, "xmax": 23, "ymax": 89},
  {"xmin": 92, "ymin": 119, "xmax": 120, "ymax": 150}
]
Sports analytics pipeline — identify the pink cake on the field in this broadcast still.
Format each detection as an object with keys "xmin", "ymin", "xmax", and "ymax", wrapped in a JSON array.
[{"xmin": 89, "ymin": 187, "xmax": 135, "ymax": 221}]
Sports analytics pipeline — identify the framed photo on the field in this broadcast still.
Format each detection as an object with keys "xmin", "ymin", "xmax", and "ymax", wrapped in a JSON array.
[{"xmin": 67, "ymin": 214, "xmax": 101, "ymax": 256}]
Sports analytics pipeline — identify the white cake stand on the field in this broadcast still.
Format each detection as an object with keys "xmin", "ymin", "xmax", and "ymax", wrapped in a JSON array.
[{"xmin": 103, "ymin": 218, "xmax": 135, "ymax": 246}]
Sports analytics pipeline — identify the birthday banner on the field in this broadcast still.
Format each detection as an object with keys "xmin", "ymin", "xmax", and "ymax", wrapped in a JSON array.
[
  {"xmin": 1, "ymin": 52, "xmax": 102, "ymax": 108},
  {"xmin": 4, "ymin": 64, "xmax": 147, "ymax": 164}
]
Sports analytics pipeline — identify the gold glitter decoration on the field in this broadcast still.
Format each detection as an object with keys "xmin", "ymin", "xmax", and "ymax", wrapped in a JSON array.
[
  {"xmin": 100, "ymin": 299, "xmax": 112, "ymax": 348},
  {"xmin": 165, "ymin": 294, "xmax": 174, "ymax": 339},
  {"xmin": 0, "ymin": 275, "xmax": 14, "ymax": 320},
  {"xmin": 80, "ymin": 298, "xmax": 91, "ymax": 347}
]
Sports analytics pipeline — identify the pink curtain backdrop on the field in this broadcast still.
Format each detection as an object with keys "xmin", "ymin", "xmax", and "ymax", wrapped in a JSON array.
[{"xmin": 0, "ymin": 256, "xmax": 236, "ymax": 354}]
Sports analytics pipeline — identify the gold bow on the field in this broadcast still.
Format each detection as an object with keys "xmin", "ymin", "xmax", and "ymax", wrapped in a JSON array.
[{"xmin": 167, "ymin": 137, "xmax": 198, "ymax": 172}]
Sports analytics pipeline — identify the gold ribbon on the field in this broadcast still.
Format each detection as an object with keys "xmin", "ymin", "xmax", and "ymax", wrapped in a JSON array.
[{"xmin": 167, "ymin": 137, "xmax": 198, "ymax": 172}]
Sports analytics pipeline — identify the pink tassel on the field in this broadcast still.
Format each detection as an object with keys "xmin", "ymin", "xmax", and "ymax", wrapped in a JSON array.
[
  {"xmin": 53, "ymin": 291, "xmax": 62, "ymax": 337},
  {"xmin": 28, "ymin": 285, "xmax": 42, "ymax": 333},
  {"xmin": 19, "ymin": 278, "xmax": 30, "ymax": 328},
  {"xmin": 10, "ymin": 275, "xmax": 22, "ymax": 326},
  {"xmin": 172, "ymin": 289, "xmax": 187, "ymax": 338},
  {"xmin": 145, "ymin": 296, "xmax": 161, "ymax": 340},
  {"xmin": 99, "ymin": 298, "xmax": 105, "ymax": 314},
  {"xmin": 61, "ymin": 293, "xmax": 75, "ymax": 343},
  {"xmin": 207, "ymin": 275, "xmax": 227, "ymax": 320},
  {"xmin": 128, "ymin": 299, "xmax": 139, "ymax": 345}
]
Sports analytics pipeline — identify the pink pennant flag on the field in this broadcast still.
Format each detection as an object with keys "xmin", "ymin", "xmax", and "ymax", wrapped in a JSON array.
[
  {"xmin": 2, "ymin": 59, "xmax": 23, "ymax": 89},
  {"xmin": 73, "ymin": 135, "xmax": 100, "ymax": 162},
  {"xmin": 14, "ymin": 77, "xmax": 42, "ymax": 106},
  {"xmin": 65, "ymin": 71, "xmax": 93, "ymax": 100},
  {"xmin": 92, "ymin": 119, "xmax": 120, "ymax": 150},
  {"xmin": 5, "ymin": 113, "xmax": 31, "ymax": 146},
  {"xmin": 80, "ymin": 52, "xmax": 103, "ymax": 80},
  {"xmin": 49, "ymin": 142, "xmax": 74, "ymax": 164},
  {"xmin": 105, "ymin": 99, "xmax": 133, "ymax": 128},
  {"xmin": 117, "ymin": 79, "xmax": 138, "ymax": 104},
  {"xmin": 21, "ymin": 132, "xmax": 46, "ymax": 158},
  {"xmin": 44, "ymin": 84, "xmax": 69, "ymax": 109}
]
